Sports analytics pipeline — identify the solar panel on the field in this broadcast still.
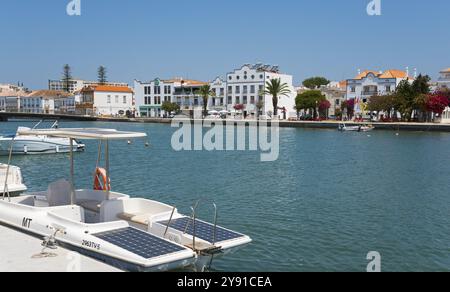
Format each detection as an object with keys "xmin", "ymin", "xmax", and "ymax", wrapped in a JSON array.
[
  {"xmin": 159, "ymin": 217, "xmax": 244, "ymax": 244},
  {"xmin": 94, "ymin": 227, "xmax": 187, "ymax": 259}
]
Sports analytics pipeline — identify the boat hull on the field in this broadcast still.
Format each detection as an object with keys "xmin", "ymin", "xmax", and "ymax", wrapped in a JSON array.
[{"xmin": 0, "ymin": 138, "xmax": 85, "ymax": 155}]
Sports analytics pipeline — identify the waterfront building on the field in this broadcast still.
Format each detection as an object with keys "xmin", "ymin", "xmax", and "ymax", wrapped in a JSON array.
[
  {"xmin": 134, "ymin": 78, "xmax": 208, "ymax": 117},
  {"xmin": 346, "ymin": 69, "xmax": 413, "ymax": 102},
  {"xmin": 437, "ymin": 68, "xmax": 450, "ymax": 89},
  {"xmin": 437, "ymin": 68, "xmax": 450, "ymax": 124},
  {"xmin": 209, "ymin": 77, "xmax": 227, "ymax": 111},
  {"xmin": 134, "ymin": 64, "xmax": 296, "ymax": 119},
  {"xmin": 226, "ymin": 64, "xmax": 296, "ymax": 119},
  {"xmin": 20, "ymin": 90, "xmax": 72, "ymax": 114},
  {"xmin": 77, "ymin": 85, "xmax": 134, "ymax": 116},
  {"xmin": 0, "ymin": 84, "xmax": 29, "ymax": 112},
  {"xmin": 49, "ymin": 79, "xmax": 129, "ymax": 93},
  {"xmin": 320, "ymin": 87, "xmax": 347, "ymax": 118}
]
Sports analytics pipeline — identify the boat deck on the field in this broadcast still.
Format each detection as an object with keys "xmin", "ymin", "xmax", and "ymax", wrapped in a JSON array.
[{"xmin": 0, "ymin": 224, "xmax": 121, "ymax": 272}]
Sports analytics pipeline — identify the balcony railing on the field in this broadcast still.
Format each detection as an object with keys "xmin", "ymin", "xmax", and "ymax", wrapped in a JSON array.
[{"xmin": 361, "ymin": 91, "xmax": 379, "ymax": 96}]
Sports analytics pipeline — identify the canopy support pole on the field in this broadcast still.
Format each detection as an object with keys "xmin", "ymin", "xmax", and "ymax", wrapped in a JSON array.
[
  {"xmin": 2, "ymin": 137, "xmax": 15, "ymax": 202},
  {"xmin": 105, "ymin": 139, "xmax": 111, "ymax": 200},
  {"xmin": 70, "ymin": 138, "xmax": 76, "ymax": 205}
]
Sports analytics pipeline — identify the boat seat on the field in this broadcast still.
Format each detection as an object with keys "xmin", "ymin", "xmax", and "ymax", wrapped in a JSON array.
[
  {"xmin": 78, "ymin": 199, "xmax": 102, "ymax": 213},
  {"xmin": 47, "ymin": 179, "xmax": 72, "ymax": 207},
  {"xmin": 117, "ymin": 212, "xmax": 150, "ymax": 226}
]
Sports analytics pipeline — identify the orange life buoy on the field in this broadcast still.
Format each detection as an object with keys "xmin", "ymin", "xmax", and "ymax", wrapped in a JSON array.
[{"xmin": 93, "ymin": 167, "xmax": 111, "ymax": 191}]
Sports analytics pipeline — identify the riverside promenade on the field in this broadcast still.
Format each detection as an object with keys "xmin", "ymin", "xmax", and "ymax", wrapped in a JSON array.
[{"xmin": 2, "ymin": 112, "xmax": 450, "ymax": 132}]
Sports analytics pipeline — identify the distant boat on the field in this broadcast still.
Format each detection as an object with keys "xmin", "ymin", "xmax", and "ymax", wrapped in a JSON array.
[
  {"xmin": 0, "ymin": 163, "xmax": 27, "ymax": 197},
  {"xmin": 339, "ymin": 123, "xmax": 375, "ymax": 132},
  {"xmin": 0, "ymin": 121, "xmax": 85, "ymax": 155}
]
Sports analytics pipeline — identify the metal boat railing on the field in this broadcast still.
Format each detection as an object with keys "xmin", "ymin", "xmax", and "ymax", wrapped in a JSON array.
[{"xmin": 184, "ymin": 198, "xmax": 219, "ymax": 250}]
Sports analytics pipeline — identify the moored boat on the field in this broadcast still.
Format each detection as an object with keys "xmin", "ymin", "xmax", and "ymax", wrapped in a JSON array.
[{"xmin": 0, "ymin": 127, "xmax": 251, "ymax": 272}]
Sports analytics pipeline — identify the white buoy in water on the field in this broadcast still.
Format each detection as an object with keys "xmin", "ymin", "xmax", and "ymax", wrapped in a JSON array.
[
  {"xmin": 127, "ymin": 140, "xmax": 132, "ymax": 145},
  {"xmin": 145, "ymin": 142, "xmax": 150, "ymax": 147}
]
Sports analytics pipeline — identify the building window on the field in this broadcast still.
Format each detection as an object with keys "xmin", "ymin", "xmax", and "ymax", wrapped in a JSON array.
[
  {"xmin": 220, "ymin": 98, "xmax": 224, "ymax": 105},
  {"xmin": 235, "ymin": 86, "xmax": 240, "ymax": 94},
  {"xmin": 260, "ymin": 74, "xmax": 263, "ymax": 79},
  {"xmin": 154, "ymin": 96, "xmax": 161, "ymax": 104},
  {"xmin": 228, "ymin": 96, "xmax": 232, "ymax": 104},
  {"xmin": 229, "ymin": 76, "xmax": 232, "ymax": 80},
  {"xmin": 115, "ymin": 95, "xmax": 119, "ymax": 103},
  {"xmin": 250, "ymin": 96, "xmax": 255, "ymax": 104},
  {"xmin": 228, "ymin": 86, "xmax": 232, "ymax": 94},
  {"xmin": 123, "ymin": 96, "xmax": 127, "ymax": 104},
  {"xmin": 336, "ymin": 99, "xmax": 340, "ymax": 106},
  {"xmin": 243, "ymin": 86, "xmax": 248, "ymax": 94},
  {"xmin": 243, "ymin": 96, "xmax": 248, "ymax": 104},
  {"xmin": 220, "ymin": 88, "xmax": 224, "ymax": 96},
  {"xmin": 236, "ymin": 97, "xmax": 240, "ymax": 104},
  {"xmin": 259, "ymin": 85, "xmax": 264, "ymax": 94},
  {"xmin": 351, "ymin": 86, "xmax": 356, "ymax": 93},
  {"xmin": 386, "ymin": 85, "xmax": 391, "ymax": 92},
  {"xmin": 154, "ymin": 86, "xmax": 161, "ymax": 95},
  {"xmin": 107, "ymin": 95, "xmax": 111, "ymax": 103},
  {"xmin": 251, "ymin": 75, "xmax": 255, "ymax": 79},
  {"xmin": 237, "ymin": 76, "xmax": 240, "ymax": 80},
  {"xmin": 250, "ymin": 85, "xmax": 255, "ymax": 94},
  {"xmin": 144, "ymin": 86, "xmax": 151, "ymax": 95}
]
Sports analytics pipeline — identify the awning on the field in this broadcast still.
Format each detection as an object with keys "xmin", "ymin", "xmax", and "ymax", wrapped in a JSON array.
[{"xmin": 17, "ymin": 128, "xmax": 147, "ymax": 140}]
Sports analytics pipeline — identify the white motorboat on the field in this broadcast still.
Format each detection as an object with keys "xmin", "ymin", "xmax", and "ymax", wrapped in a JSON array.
[
  {"xmin": 0, "ymin": 121, "xmax": 85, "ymax": 155},
  {"xmin": 338, "ymin": 123, "xmax": 375, "ymax": 132},
  {"xmin": 0, "ymin": 128, "xmax": 251, "ymax": 272},
  {"xmin": 0, "ymin": 163, "xmax": 27, "ymax": 197}
]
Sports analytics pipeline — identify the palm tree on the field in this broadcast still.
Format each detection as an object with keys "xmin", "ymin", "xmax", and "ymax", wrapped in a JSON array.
[
  {"xmin": 263, "ymin": 78, "xmax": 291, "ymax": 119},
  {"xmin": 198, "ymin": 85, "xmax": 215, "ymax": 118}
]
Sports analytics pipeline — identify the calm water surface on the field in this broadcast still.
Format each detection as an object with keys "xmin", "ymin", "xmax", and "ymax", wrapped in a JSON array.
[{"xmin": 1, "ymin": 121, "xmax": 449, "ymax": 272}]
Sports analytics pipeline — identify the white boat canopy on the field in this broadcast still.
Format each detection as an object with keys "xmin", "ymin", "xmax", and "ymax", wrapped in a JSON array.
[{"xmin": 17, "ymin": 128, "xmax": 147, "ymax": 140}]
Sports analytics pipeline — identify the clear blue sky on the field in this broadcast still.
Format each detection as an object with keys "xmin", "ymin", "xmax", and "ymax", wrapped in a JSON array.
[{"xmin": 0, "ymin": 0, "xmax": 449, "ymax": 89}]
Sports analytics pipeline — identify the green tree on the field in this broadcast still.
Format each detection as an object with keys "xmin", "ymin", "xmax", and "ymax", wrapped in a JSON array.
[
  {"xmin": 395, "ymin": 80, "xmax": 416, "ymax": 121},
  {"xmin": 256, "ymin": 100, "xmax": 264, "ymax": 117},
  {"xmin": 367, "ymin": 94, "xmax": 398, "ymax": 119},
  {"xmin": 98, "ymin": 66, "xmax": 107, "ymax": 85},
  {"xmin": 198, "ymin": 85, "xmax": 215, "ymax": 118},
  {"xmin": 264, "ymin": 78, "xmax": 291, "ymax": 118},
  {"xmin": 412, "ymin": 74, "xmax": 431, "ymax": 95},
  {"xmin": 394, "ymin": 75, "xmax": 431, "ymax": 121},
  {"xmin": 295, "ymin": 90, "xmax": 326, "ymax": 119},
  {"xmin": 161, "ymin": 101, "xmax": 180, "ymax": 116},
  {"xmin": 302, "ymin": 77, "xmax": 330, "ymax": 89},
  {"xmin": 62, "ymin": 64, "xmax": 72, "ymax": 93}
]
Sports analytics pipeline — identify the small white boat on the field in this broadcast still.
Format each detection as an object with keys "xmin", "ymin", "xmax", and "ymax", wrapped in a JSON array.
[
  {"xmin": 339, "ymin": 123, "xmax": 375, "ymax": 132},
  {"xmin": 0, "ymin": 121, "xmax": 85, "ymax": 155},
  {"xmin": 0, "ymin": 128, "xmax": 251, "ymax": 272},
  {"xmin": 0, "ymin": 163, "xmax": 27, "ymax": 197}
]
